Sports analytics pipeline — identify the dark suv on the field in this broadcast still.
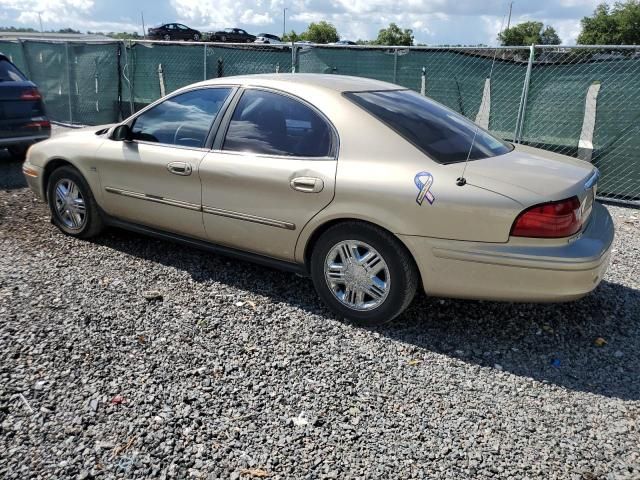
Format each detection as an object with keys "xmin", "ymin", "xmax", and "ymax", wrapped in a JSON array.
[
  {"xmin": 0, "ymin": 54, "xmax": 50, "ymax": 158},
  {"xmin": 148, "ymin": 24, "xmax": 202, "ymax": 41}
]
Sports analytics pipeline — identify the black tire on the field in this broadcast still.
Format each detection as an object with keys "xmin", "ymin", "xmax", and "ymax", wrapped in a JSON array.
[
  {"xmin": 163, "ymin": 34, "xmax": 171, "ymax": 41},
  {"xmin": 8, "ymin": 145, "xmax": 28, "ymax": 159},
  {"xmin": 310, "ymin": 221, "xmax": 419, "ymax": 326},
  {"xmin": 193, "ymin": 33, "xmax": 200, "ymax": 41},
  {"xmin": 46, "ymin": 165, "xmax": 104, "ymax": 239},
  {"xmin": 220, "ymin": 35, "xmax": 227, "ymax": 42}
]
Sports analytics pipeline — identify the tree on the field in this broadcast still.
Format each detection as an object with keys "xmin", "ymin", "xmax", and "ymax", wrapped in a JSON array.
[
  {"xmin": 578, "ymin": 1, "xmax": 640, "ymax": 45},
  {"xmin": 282, "ymin": 30, "xmax": 301, "ymax": 42},
  {"xmin": 375, "ymin": 23, "xmax": 414, "ymax": 46},
  {"xmin": 498, "ymin": 21, "xmax": 561, "ymax": 45},
  {"xmin": 301, "ymin": 21, "xmax": 339, "ymax": 44}
]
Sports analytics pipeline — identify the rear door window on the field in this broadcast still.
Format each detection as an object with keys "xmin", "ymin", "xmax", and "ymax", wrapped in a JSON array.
[{"xmin": 222, "ymin": 89, "xmax": 334, "ymax": 157}]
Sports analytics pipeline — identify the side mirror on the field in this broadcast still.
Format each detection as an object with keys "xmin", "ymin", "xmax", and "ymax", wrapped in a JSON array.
[{"xmin": 111, "ymin": 124, "xmax": 132, "ymax": 142}]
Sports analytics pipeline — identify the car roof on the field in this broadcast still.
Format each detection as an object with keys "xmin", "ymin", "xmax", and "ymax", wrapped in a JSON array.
[{"xmin": 196, "ymin": 73, "xmax": 401, "ymax": 94}]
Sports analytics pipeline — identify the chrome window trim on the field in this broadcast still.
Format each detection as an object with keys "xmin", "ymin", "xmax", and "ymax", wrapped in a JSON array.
[
  {"xmin": 217, "ymin": 86, "xmax": 340, "ymax": 161},
  {"xmin": 209, "ymin": 149, "xmax": 336, "ymax": 162}
]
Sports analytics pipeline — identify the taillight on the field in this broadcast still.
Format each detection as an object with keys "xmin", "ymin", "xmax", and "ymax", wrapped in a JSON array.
[
  {"xmin": 511, "ymin": 196, "xmax": 582, "ymax": 238},
  {"xmin": 20, "ymin": 88, "xmax": 42, "ymax": 100},
  {"xmin": 24, "ymin": 119, "xmax": 51, "ymax": 129}
]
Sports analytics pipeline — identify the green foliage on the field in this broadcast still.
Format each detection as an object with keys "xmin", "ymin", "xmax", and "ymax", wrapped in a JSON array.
[
  {"xmin": 578, "ymin": 1, "xmax": 640, "ymax": 44},
  {"xmin": 106, "ymin": 32, "xmax": 142, "ymax": 40},
  {"xmin": 375, "ymin": 23, "xmax": 414, "ymax": 46},
  {"xmin": 301, "ymin": 21, "xmax": 339, "ymax": 44},
  {"xmin": 0, "ymin": 26, "xmax": 38, "ymax": 32},
  {"xmin": 498, "ymin": 21, "xmax": 561, "ymax": 45},
  {"xmin": 282, "ymin": 30, "xmax": 301, "ymax": 43}
]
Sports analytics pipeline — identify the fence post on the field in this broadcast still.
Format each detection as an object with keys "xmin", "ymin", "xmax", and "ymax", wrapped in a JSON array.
[
  {"xmin": 65, "ymin": 42, "xmax": 73, "ymax": 124},
  {"xmin": 18, "ymin": 39, "xmax": 32, "ymax": 78},
  {"xmin": 420, "ymin": 67, "xmax": 426, "ymax": 95},
  {"xmin": 514, "ymin": 44, "xmax": 535, "ymax": 143},
  {"xmin": 393, "ymin": 48, "xmax": 398, "ymax": 83},
  {"xmin": 291, "ymin": 43, "xmax": 297, "ymax": 73},
  {"xmin": 158, "ymin": 63, "xmax": 166, "ymax": 97},
  {"xmin": 122, "ymin": 40, "xmax": 135, "ymax": 115},
  {"xmin": 203, "ymin": 43, "xmax": 207, "ymax": 80}
]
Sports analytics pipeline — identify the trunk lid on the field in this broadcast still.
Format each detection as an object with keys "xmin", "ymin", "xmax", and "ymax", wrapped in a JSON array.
[{"xmin": 465, "ymin": 144, "xmax": 596, "ymax": 204}]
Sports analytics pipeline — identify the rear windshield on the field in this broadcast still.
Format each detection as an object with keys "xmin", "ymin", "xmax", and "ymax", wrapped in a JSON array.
[
  {"xmin": 345, "ymin": 89, "xmax": 513, "ymax": 164},
  {"xmin": 0, "ymin": 59, "xmax": 26, "ymax": 82}
]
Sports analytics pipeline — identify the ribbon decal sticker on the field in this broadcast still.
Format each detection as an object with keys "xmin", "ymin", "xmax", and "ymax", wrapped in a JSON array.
[{"xmin": 414, "ymin": 171, "xmax": 435, "ymax": 206}]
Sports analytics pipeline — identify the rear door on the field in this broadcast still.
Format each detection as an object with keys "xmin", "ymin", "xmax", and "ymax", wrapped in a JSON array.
[{"xmin": 199, "ymin": 87, "xmax": 338, "ymax": 261}]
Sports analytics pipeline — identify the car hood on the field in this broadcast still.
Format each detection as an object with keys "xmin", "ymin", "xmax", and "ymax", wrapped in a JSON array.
[
  {"xmin": 54, "ymin": 123, "xmax": 115, "ymax": 138},
  {"xmin": 464, "ymin": 144, "xmax": 596, "ymax": 205}
]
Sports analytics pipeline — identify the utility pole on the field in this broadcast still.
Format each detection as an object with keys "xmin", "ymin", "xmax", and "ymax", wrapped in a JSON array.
[
  {"xmin": 37, "ymin": 12, "xmax": 43, "ymax": 34},
  {"xmin": 506, "ymin": 2, "xmax": 513, "ymax": 30},
  {"xmin": 283, "ymin": 8, "xmax": 287, "ymax": 39},
  {"xmin": 141, "ymin": 11, "xmax": 146, "ymax": 39}
]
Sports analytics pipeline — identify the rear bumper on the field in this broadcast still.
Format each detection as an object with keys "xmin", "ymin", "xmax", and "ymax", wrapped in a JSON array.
[
  {"xmin": 0, "ymin": 134, "xmax": 49, "ymax": 147},
  {"xmin": 400, "ymin": 202, "xmax": 614, "ymax": 302}
]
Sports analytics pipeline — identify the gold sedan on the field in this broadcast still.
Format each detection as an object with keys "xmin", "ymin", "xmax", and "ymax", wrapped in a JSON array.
[{"xmin": 22, "ymin": 74, "xmax": 614, "ymax": 325}]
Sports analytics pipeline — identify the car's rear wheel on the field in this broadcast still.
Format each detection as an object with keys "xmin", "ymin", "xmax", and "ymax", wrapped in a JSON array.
[
  {"xmin": 220, "ymin": 35, "xmax": 227, "ymax": 42},
  {"xmin": 310, "ymin": 222, "xmax": 418, "ymax": 326},
  {"xmin": 163, "ymin": 34, "xmax": 171, "ymax": 41},
  {"xmin": 47, "ymin": 166, "xmax": 104, "ymax": 239}
]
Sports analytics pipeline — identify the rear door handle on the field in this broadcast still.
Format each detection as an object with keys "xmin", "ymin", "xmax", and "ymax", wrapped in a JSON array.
[
  {"xmin": 290, "ymin": 176, "xmax": 324, "ymax": 193},
  {"xmin": 167, "ymin": 162, "xmax": 192, "ymax": 176}
]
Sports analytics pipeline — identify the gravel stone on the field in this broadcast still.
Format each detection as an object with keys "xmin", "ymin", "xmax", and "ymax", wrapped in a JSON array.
[{"xmin": 1, "ymin": 136, "xmax": 639, "ymax": 479}]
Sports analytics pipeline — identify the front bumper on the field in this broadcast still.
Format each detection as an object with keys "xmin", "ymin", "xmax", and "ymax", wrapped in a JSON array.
[
  {"xmin": 22, "ymin": 160, "xmax": 45, "ymax": 200},
  {"xmin": 400, "ymin": 202, "xmax": 614, "ymax": 302}
]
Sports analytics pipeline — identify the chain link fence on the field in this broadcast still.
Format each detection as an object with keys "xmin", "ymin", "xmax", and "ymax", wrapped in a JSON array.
[{"xmin": 0, "ymin": 39, "xmax": 638, "ymax": 205}]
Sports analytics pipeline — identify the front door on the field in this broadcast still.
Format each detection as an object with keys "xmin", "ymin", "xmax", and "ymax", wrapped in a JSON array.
[
  {"xmin": 199, "ymin": 87, "xmax": 338, "ymax": 261},
  {"xmin": 97, "ymin": 87, "xmax": 233, "ymax": 239}
]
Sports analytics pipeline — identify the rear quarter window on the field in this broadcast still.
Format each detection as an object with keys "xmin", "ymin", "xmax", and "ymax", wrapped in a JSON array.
[
  {"xmin": 0, "ymin": 59, "xmax": 26, "ymax": 82},
  {"xmin": 345, "ymin": 89, "xmax": 513, "ymax": 164}
]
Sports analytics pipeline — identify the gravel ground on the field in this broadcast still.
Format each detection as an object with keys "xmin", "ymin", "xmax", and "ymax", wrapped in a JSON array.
[{"xmin": 0, "ymin": 140, "xmax": 639, "ymax": 479}]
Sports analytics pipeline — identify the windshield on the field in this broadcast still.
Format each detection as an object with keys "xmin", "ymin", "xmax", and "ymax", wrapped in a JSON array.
[{"xmin": 345, "ymin": 89, "xmax": 513, "ymax": 164}]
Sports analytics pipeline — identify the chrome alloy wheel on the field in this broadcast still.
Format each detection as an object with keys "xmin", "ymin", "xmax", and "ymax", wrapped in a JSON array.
[
  {"xmin": 324, "ymin": 240, "xmax": 390, "ymax": 311},
  {"xmin": 54, "ymin": 179, "xmax": 86, "ymax": 230}
]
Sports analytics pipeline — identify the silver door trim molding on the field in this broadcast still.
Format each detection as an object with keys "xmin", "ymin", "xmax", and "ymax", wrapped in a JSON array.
[
  {"xmin": 104, "ymin": 187, "xmax": 201, "ymax": 211},
  {"xmin": 202, "ymin": 205, "xmax": 296, "ymax": 230}
]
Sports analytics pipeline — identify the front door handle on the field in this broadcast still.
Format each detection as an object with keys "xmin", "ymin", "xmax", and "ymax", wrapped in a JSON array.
[
  {"xmin": 167, "ymin": 162, "xmax": 192, "ymax": 176},
  {"xmin": 290, "ymin": 176, "xmax": 324, "ymax": 193}
]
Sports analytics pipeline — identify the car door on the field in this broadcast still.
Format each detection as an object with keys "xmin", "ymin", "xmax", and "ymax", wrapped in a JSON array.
[
  {"xmin": 199, "ymin": 87, "xmax": 338, "ymax": 261},
  {"xmin": 96, "ymin": 87, "xmax": 234, "ymax": 239}
]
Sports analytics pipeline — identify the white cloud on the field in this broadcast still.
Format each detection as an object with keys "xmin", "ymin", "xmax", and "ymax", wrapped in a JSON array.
[
  {"xmin": 0, "ymin": 0, "xmax": 603, "ymax": 44},
  {"xmin": 0, "ymin": 0, "xmax": 93, "ymax": 24},
  {"xmin": 170, "ymin": 0, "xmax": 274, "ymax": 28}
]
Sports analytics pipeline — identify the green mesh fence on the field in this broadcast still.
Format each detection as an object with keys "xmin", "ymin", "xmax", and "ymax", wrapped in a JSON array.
[{"xmin": 0, "ymin": 39, "xmax": 638, "ymax": 203}]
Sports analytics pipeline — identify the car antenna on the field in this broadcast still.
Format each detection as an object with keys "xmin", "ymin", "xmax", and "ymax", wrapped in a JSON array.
[{"xmin": 456, "ymin": 13, "xmax": 507, "ymax": 187}]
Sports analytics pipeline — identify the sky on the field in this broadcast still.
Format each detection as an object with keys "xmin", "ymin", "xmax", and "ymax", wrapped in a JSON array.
[{"xmin": 0, "ymin": 0, "xmax": 603, "ymax": 45}]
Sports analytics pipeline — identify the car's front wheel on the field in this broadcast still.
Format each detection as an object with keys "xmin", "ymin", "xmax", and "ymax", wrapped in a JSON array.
[
  {"xmin": 310, "ymin": 222, "xmax": 418, "ymax": 326},
  {"xmin": 47, "ymin": 166, "xmax": 104, "ymax": 239},
  {"xmin": 193, "ymin": 33, "xmax": 200, "ymax": 41}
]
